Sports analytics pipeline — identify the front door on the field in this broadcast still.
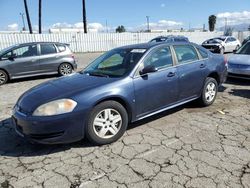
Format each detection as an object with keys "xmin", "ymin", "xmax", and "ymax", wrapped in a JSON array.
[
  {"xmin": 133, "ymin": 46, "xmax": 179, "ymax": 118},
  {"xmin": 6, "ymin": 44, "xmax": 40, "ymax": 77}
]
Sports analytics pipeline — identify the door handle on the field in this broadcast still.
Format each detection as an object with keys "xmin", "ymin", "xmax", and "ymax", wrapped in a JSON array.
[
  {"xmin": 167, "ymin": 72, "xmax": 175, "ymax": 77},
  {"xmin": 200, "ymin": 64, "xmax": 206, "ymax": 68}
]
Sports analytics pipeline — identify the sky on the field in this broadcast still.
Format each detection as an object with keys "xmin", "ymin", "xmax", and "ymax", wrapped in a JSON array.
[{"xmin": 0, "ymin": 0, "xmax": 250, "ymax": 32}]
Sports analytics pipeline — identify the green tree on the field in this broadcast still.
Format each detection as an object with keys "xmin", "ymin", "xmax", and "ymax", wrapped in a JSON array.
[
  {"xmin": 23, "ymin": 0, "xmax": 33, "ymax": 33},
  {"xmin": 116, "ymin": 25, "xmax": 126, "ymax": 33},
  {"xmin": 208, "ymin": 15, "xmax": 217, "ymax": 32}
]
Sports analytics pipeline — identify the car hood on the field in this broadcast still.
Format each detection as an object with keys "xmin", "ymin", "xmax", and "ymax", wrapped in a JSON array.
[
  {"xmin": 228, "ymin": 54, "xmax": 250, "ymax": 65},
  {"xmin": 17, "ymin": 73, "xmax": 118, "ymax": 113}
]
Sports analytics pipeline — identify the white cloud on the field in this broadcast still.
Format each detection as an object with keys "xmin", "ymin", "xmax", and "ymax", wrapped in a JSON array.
[
  {"xmin": 7, "ymin": 23, "xmax": 18, "ymax": 31},
  {"xmin": 161, "ymin": 3, "xmax": 165, "ymax": 8},
  {"xmin": 137, "ymin": 19, "xmax": 183, "ymax": 31},
  {"xmin": 51, "ymin": 22, "xmax": 104, "ymax": 33},
  {"xmin": 216, "ymin": 11, "xmax": 250, "ymax": 26}
]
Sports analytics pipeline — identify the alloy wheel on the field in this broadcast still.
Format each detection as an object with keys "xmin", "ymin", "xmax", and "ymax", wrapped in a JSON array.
[
  {"xmin": 0, "ymin": 71, "xmax": 7, "ymax": 85},
  {"xmin": 205, "ymin": 82, "xmax": 216, "ymax": 103},
  {"xmin": 59, "ymin": 64, "xmax": 72, "ymax": 75},
  {"xmin": 93, "ymin": 108, "xmax": 122, "ymax": 139}
]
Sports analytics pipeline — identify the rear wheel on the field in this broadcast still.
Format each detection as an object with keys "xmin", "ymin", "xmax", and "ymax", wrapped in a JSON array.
[
  {"xmin": 86, "ymin": 101, "xmax": 128, "ymax": 145},
  {"xmin": 0, "ymin": 70, "xmax": 8, "ymax": 85},
  {"xmin": 58, "ymin": 63, "xmax": 73, "ymax": 76},
  {"xmin": 199, "ymin": 77, "xmax": 218, "ymax": 106}
]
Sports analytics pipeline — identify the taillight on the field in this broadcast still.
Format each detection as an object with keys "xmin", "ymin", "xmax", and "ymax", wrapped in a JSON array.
[
  {"xmin": 224, "ymin": 56, "xmax": 228, "ymax": 65},
  {"xmin": 71, "ymin": 54, "xmax": 75, "ymax": 60}
]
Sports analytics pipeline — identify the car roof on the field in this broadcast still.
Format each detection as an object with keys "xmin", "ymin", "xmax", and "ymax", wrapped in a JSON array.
[{"xmin": 115, "ymin": 41, "xmax": 194, "ymax": 50}]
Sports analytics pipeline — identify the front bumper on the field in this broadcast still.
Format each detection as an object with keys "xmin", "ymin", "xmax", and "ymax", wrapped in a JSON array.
[
  {"xmin": 202, "ymin": 45, "xmax": 221, "ymax": 53},
  {"xmin": 12, "ymin": 109, "xmax": 87, "ymax": 144}
]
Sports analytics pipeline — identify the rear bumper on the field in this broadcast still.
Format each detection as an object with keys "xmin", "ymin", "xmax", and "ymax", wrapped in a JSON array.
[{"xmin": 12, "ymin": 109, "xmax": 87, "ymax": 144}]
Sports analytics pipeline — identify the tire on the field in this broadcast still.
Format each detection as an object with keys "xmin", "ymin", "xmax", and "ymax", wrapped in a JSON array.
[
  {"xmin": 86, "ymin": 101, "xmax": 128, "ymax": 145},
  {"xmin": 220, "ymin": 47, "xmax": 225, "ymax": 54},
  {"xmin": 199, "ymin": 77, "xmax": 218, "ymax": 106},
  {"xmin": 58, "ymin": 63, "xmax": 73, "ymax": 76},
  {"xmin": 0, "ymin": 70, "xmax": 8, "ymax": 85}
]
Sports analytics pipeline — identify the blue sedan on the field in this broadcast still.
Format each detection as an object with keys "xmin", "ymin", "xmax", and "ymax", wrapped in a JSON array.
[
  {"xmin": 12, "ymin": 42, "xmax": 227, "ymax": 145},
  {"xmin": 228, "ymin": 41, "xmax": 250, "ymax": 79}
]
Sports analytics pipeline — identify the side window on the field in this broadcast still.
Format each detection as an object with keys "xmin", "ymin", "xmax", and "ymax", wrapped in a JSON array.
[
  {"xmin": 197, "ymin": 47, "xmax": 208, "ymax": 59},
  {"xmin": 174, "ymin": 45, "xmax": 199, "ymax": 64},
  {"xmin": 56, "ymin": 44, "xmax": 66, "ymax": 52},
  {"xmin": 9, "ymin": 45, "xmax": 37, "ymax": 58},
  {"xmin": 40, "ymin": 44, "xmax": 57, "ymax": 55},
  {"xmin": 231, "ymin": 37, "xmax": 236, "ymax": 42},
  {"xmin": 1, "ymin": 51, "xmax": 12, "ymax": 60},
  {"xmin": 143, "ymin": 47, "xmax": 173, "ymax": 69}
]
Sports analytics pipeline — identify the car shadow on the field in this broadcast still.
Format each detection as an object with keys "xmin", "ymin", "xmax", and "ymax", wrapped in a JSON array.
[
  {"xmin": 229, "ymin": 89, "xmax": 250, "ymax": 99},
  {"xmin": 0, "ymin": 118, "xmax": 92, "ymax": 157}
]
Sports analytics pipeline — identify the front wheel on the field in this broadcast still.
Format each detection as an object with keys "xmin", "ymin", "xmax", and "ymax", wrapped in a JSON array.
[
  {"xmin": 86, "ymin": 101, "xmax": 128, "ymax": 145},
  {"xmin": 0, "ymin": 70, "xmax": 8, "ymax": 85},
  {"xmin": 58, "ymin": 63, "xmax": 73, "ymax": 76},
  {"xmin": 199, "ymin": 77, "xmax": 218, "ymax": 106}
]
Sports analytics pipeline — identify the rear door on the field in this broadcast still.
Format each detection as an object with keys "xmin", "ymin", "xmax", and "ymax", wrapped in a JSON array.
[
  {"xmin": 173, "ymin": 45, "xmax": 208, "ymax": 101},
  {"xmin": 133, "ymin": 46, "xmax": 179, "ymax": 118},
  {"xmin": 6, "ymin": 44, "xmax": 40, "ymax": 77},
  {"xmin": 38, "ymin": 43, "xmax": 60, "ymax": 73}
]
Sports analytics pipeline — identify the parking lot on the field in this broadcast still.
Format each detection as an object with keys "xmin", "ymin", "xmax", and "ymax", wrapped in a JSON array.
[{"xmin": 0, "ymin": 53, "xmax": 250, "ymax": 188}]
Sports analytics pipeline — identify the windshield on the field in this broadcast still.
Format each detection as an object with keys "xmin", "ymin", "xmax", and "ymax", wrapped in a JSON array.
[
  {"xmin": 0, "ymin": 45, "xmax": 15, "ymax": 56},
  {"xmin": 83, "ymin": 48, "xmax": 146, "ymax": 77},
  {"xmin": 235, "ymin": 42, "xmax": 250, "ymax": 55}
]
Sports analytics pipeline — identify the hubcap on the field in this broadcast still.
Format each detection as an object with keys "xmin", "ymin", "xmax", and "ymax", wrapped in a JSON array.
[
  {"xmin": 60, "ymin": 64, "xmax": 72, "ymax": 75},
  {"xmin": 205, "ymin": 82, "xmax": 216, "ymax": 103},
  {"xmin": 93, "ymin": 108, "xmax": 122, "ymax": 139},
  {"xmin": 0, "ymin": 72, "xmax": 6, "ymax": 84}
]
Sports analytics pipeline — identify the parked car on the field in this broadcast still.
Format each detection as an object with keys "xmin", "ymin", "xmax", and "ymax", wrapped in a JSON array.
[
  {"xmin": 202, "ymin": 36, "xmax": 241, "ymax": 54},
  {"xmin": 149, "ymin": 35, "xmax": 189, "ymax": 43},
  {"xmin": 12, "ymin": 42, "xmax": 227, "ymax": 145},
  {"xmin": 0, "ymin": 42, "xmax": 77, "ymax": 85},
  {"xmin": 242, "ymin": 36, "xmax": 250, "ymax": 46},
  {"xmin": 227, "ymin": 41, "xmax": 250, "ymax": 79}
]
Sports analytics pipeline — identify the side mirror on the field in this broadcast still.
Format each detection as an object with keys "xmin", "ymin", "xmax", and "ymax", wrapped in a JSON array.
[
  {"xmin": 139, "ymin": 65, "xmax": 158, "ymax": 75},
  {"xmin": 8, "ymin": 54, "xmax": 16, "ymax": 61}
]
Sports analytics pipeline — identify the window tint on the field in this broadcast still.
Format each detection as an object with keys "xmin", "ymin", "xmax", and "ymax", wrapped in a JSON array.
[
  {"xmin": 56, "ymin": 44, "xmax": 66, "ymax": 52},
  {"xmin": 197, "ymin": 47, "xmax": 208, "ymax": 59},
  {"xmin": 6, "ymin": 45, "xmax": 37, "ymax": 59},
  {"xmin": 40, "ymin": 44, "xmax": 57, "ymax": 55},
  {"xmin": 174, "ymin": 45, "xmax": 199, "ymax": 64},
  {"xmin": 144, "ymin": 47, "xmax": 173, "ymax": 69}
]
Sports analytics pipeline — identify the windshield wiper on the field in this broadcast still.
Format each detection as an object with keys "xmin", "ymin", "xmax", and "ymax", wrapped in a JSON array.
[{"xmin": 85, "ymin": 71, "xmax": 109, "ymax": 78}]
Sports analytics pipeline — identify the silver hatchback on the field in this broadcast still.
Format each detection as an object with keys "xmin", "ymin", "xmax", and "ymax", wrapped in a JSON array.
[{"xmin": 0, "ymin": 42, "xmax": 77, "ymax": 85}]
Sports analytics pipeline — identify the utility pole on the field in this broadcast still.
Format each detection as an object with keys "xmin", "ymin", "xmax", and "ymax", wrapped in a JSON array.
[
  {"xmin": 20, "ymin": 13, "xmax": 26, "ymax": 31},
  {"xmin": 224, "ymin": 17, "xmax": 228, "ymax": 32},
  {"xmin": 82, "ymin": 0, "xmax": 87, "ymax": 33},
  {"xmin": 23, "ymin": 0, "xmax": 33, "ymax": 34},
  {"xmin": 146, "ymin": 16, "xmax": 150, "ymax": 32},
  {"xmin": 38, "ymin": 0, "xmax": 42, "ymax": 34}
]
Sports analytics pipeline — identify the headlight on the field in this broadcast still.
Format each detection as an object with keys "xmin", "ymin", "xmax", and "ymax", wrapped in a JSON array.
[{"xmin": 33, "ymin": 99, "xmax": 77, "ymax": 116}]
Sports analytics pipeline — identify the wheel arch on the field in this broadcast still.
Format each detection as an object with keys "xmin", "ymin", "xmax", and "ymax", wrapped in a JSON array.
[
  {"xmin": 0, "ymin": 68, "xmax": 10, "ymax": 80},
  {"xmin": 207, "ymin": 72, "xmax": 220, "ymax": 85},
  {"xmin": 94, "ymin": 96, "xmax": 133, "ymax": 123}
]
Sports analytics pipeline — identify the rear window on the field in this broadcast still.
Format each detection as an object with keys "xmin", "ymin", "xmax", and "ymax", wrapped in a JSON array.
[
  {"xmin": 56, "ymin": 44, "xmax": 66, "ymax": 52},
  {"xmin": 40, "ymin": 44, "xmax": 57, "ymax": 55},
  {"xmin": 174, "ymin": 45, "xmax": 199, "ymax": 64}
]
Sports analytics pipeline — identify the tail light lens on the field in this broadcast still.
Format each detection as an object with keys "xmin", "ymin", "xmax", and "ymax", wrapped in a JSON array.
[{"xmin": 224, "ymin": 56, "xmax": 228, "ymax": 67}]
